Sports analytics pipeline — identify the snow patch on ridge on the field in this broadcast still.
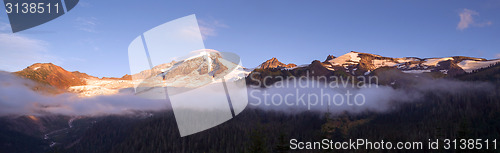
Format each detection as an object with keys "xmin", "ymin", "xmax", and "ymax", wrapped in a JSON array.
[
  {"xmin": 458, "ymin": 59, "xmax": 500, "ymax": 73},
  {"xmin": 68, "ymin": 79, "xmax": 137, "ymax": 97},
  {"xmin": 373, "ymin": 60, "xmax": 398, "ymax": 69},
  {"xmin": 328, "ymin": 52, "xmax": 360, "ymax": 66},
  {"xmin": 396, "ymin": 58, "xmax": 419, "ymax": 63},
  {"xmin": 423, "ymin": 57, "xmax": 454, "ymax": 66}
]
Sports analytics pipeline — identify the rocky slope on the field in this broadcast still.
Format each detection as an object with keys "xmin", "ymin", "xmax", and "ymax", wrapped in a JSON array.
[
  {"xmin": 14, "ymin": 63, "xmax": 87, "ymax": 89},
  {"xmin": 258, "ymin": 57, "xmax": 297, "ymax": 69}
]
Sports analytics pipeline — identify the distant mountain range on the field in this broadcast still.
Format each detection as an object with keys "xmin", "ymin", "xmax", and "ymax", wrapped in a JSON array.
[
  {"xmin": 11, "ymin": 50, "xmax": 500, "ymax": 96},
  {"xmin": 257, "ymin": 51, "xmax": 498, "ymax": 75},
  {"xmin": 249, "ymin": 51, "xmax": 500, "ymax": 86}
]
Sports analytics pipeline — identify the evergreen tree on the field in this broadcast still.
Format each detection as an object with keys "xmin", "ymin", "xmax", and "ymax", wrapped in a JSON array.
[
  {"xmin": 248, "ymin": 127, "xmax": 269, "ymax": 153},
  {"xmin": 274, "ymin": 132, "xmax": 289, "ymax": 153}
]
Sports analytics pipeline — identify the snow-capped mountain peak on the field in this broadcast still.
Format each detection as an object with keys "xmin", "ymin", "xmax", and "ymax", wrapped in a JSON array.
[{"xmin": 328, "ymin": 51, "xmax": 361, "ymax": 66}]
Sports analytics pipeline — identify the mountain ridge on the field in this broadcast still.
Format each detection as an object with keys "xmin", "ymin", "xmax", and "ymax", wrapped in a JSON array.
[
  {"xmin": 11, "ymin": 51, "xmax": 500, "ymax": 95},
  {"xmin": 247, "ymin": 51, "xmax": 500, "ymax": 86}
]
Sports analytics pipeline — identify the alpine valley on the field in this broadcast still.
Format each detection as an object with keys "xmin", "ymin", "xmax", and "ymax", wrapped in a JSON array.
[{"xmin": 1, "ymin": 50, "xmax": 500, "ymax": 153}]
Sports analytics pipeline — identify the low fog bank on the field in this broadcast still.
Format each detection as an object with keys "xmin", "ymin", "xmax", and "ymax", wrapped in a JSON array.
[
  {"xmin": 0, "ymin": 72, "xmax": 496, "ymax": 117},
  {"xmin": 247, "ymin": 77, "xmax": 495, "ymax": 114},
  {"xmin": 0, "ymin": 72, "xmax": 169, "ymax": 117}
]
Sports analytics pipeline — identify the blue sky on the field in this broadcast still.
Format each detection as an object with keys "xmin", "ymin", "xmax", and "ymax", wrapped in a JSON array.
[{"xmin": 0, "ymin": 0, "xmax": 499, "ymax": 77}]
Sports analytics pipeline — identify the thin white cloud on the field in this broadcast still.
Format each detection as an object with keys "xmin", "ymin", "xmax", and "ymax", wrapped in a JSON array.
[
  {"xmin": 198, "ymin": 19, "xmax": 228, "ymax": 40},
  {"xmin": 0, "ymin": 33, "xmax": 59, "ymax": 71},
  {"xmin": 496, "ymin": 54, "xmax": 500, "ymax": 59},
  {"xmin": 75, "ymin": 17, "xmax": 98, "ymax": 33},
  {"xmin": 457, "ymin": 9, "xmax": 492, "ymax": 31},
  {"xmin": 199, "ymin": 26, "xmax": 216, "ymax": 38},
  {"xmin": 77, "ymin": 1, "xmax": 91, "ymax": 7},
  {"xmin": 0, "ymin": 22, "xmax": 10, "ymax": 31}
]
